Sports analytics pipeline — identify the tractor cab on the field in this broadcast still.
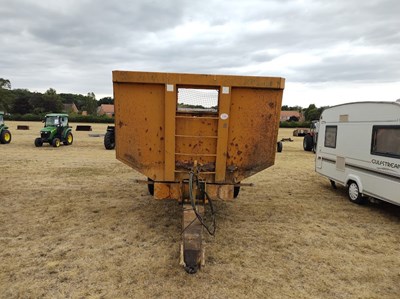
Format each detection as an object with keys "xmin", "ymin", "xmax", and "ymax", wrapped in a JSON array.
[
  {"xmin": 0, "ymin": 112, "xmax": 12, "ymax": 144},
  {"xmin": 35, "ymin": 113, "xmax": 73, "ymax": 147},
  {"xmin": 44, "ymin": 114, "xmax": 68, "ymax": 127}
]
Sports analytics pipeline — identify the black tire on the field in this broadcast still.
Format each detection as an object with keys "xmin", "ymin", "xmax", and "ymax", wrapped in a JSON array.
[
  {"xmin": 63, "ymin": 132, "xmax": 73, "ymax": 145},
  {"xmin": 234, "ymin": 186, "xmax": 240, "ymax": 198},
  {"xmin": 277, "ymin": 141, "xmax": 283, "ymax": 153},
  {"xmin": 330, "ymin": 180, "xmax": 337, "ymax": 189},
  {"xmin": 0, "ymin": 129, "xmax": 11, "ymax": 144},
  {"xmin": 104, "ymin": 131, "xmax": 115, "ymax": 150},
  {"xmin": 52, "ymin": 138, "xmax": 61, "ymax": 147},
  {"xmin": 34, "ymin": 138, "xmax": 43, "ymax": 147},
  {"xmin": 148, "ymin": 178, "xmax": 154, "ymax": 196},
  {"xmin": 303, "ymin": 134, "xmax": 314, "ymax": 151},
  {"xmin": 347, "ymin": 181, "xmax": 366, "ymax": 204}
]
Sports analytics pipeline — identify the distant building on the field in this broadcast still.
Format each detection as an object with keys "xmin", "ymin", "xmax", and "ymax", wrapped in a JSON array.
[
  {"xmin": 97, "ymin": 104, "xmax": 114, "ymax": 117},
  {"xmin": 63, "ymin": 103, "xmax": 79, "ymax": 114},
  {"xmin": 280, "ymin": 110, "xmax": 304, "ymax": 122}
]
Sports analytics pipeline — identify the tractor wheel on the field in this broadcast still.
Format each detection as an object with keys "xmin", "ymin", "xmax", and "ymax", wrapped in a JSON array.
[
  {"xmin": 303, "ymin": 134, "xmax": 314, "ymax": 151},
  {"xmin": 34, "ymin": 138, "xmax": 43, "ymax": 147},
  {"xmin": 104, "ymin": 131, "xmax": 115, "ymax": 150},
  {"xmin": 0, "ymin": 129, "xmax": 11, "ymax": 144},
  {"xmin": 52, "ymin": 138, "xmax": 61, "ymax": 147},
  {"xmin": 63, "ymin": 132, "xmax": 73, "ymax": 145},
  {"xmin": 277, "ymin": 141, "xmax": 283, "ymax": 152},
  {"xmin": 347, "ymin": 181, "xmax": 366, "ymax": 204}
]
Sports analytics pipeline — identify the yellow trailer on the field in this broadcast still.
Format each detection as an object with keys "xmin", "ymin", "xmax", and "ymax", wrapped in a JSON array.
[{"xmin": 112, "ymin": 71, "xmax": 285, "ymax": 272}]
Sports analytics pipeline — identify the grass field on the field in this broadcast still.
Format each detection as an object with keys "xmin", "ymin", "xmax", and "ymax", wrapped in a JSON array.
[{"xmin": 1, "ymin": 121, "xmax": 399, "ymax": 298}]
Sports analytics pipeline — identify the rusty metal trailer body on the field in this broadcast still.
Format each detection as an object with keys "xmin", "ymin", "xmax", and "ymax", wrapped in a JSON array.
[
  {"xmin": 112, "ymin": 71, "xmax": 285, "ymax": 272},
  {"xmin": 113, "ymin": 71, "xmax": 284, "ymax": 197}
]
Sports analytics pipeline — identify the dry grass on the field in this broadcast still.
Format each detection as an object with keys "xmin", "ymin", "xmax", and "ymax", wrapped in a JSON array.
[{"xmin": 1, "ymin": 122, "xmax": 399, "ymax": 298}]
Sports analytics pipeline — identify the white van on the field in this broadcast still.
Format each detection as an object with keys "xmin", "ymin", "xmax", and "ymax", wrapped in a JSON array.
[{"xmin": 315, "ymin": 101, "xmax": 400, "ymax": 205}]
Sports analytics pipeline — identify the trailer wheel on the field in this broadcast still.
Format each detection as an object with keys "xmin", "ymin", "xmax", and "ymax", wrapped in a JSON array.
[
  {"xmin": 303, "ymin": 134, "xmax": 313, "ymax": 151},
  {"xmin": 234, "ymin": 186, "xmax": 240, "ymax": 198},
  {"xmin": 277, "ymin": 141, "xmax": 283, "ymax": 152},
  {"xmin": 347, "ymin": 181, "xmax": 366, "ymax": 204},
  {"xmin": 148, "ymin": 178, "xmax": 154, "ymax": 196},
  {"xmin": 104, "ymin": 131, "xmax": 115, "ymax": 150}
]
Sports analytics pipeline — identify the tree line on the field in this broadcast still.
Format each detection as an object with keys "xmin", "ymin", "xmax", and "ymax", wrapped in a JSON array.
[
  {"xmin": 281, "ymin": 104, "xmax": 327, "ymax": 122},
  {"xmin": 0, "ymin": 77, "xmax": 325, "ymax": 122},
  {"xmin": 0, "ymin": 78, "xmax": 113, "ymax": 115}
]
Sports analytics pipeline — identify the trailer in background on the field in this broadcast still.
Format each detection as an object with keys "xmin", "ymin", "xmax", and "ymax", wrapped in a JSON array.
[{"xmin": 315, "ymin": 101, "xmax": 400, "ymax": 206}]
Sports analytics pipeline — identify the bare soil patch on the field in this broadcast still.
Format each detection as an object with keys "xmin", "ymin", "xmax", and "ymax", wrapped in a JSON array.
[{"xmin": 1, "ymin": 122, "xmax": 399, "ymax": 298}]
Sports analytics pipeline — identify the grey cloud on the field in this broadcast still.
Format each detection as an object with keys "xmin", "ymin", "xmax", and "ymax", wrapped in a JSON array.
[{"xmin": 0, "ymin": 0, "xmax": 399, "ymax": 98}]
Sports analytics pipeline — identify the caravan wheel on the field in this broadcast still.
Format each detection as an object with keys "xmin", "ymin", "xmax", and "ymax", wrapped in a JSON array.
[{"xmin": 347, "ymin": 181, "xmax": 366, "ymax": 204}]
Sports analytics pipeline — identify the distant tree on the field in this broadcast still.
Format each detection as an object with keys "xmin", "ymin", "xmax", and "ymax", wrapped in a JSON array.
[
  {"xmin": 98, "ymin": 97, "xmax": 113, "ymax": 106},
  {"xmin": 303, "ymin": 104, "xmax": 328, "ymax": 121},
  {"xmin": 42, "ymin": 88, "xmax": 63, "ymax": 112},
  {"xmin": 281, "ymin": 105, "xmax": 303, "ymax": 111},
  {"xmin": 28, "ymin": 92, "xmax": 45, "ymax": 114},
  {"xmin": 76, "ymin": 92, "xmax": 98, "ymax": 115},
  {"xmin": 0, "ymin": 88, "xmax": 15, "ymax": 112},
  {"xmin": 11, "ymin": 89, "xmax": 33, "ymax": 114},
  {"xmin": 59, "ymin": 93, "xmax": 77, "ymax": 104},
  {"xmin": 28, "ymin": 88, "xmax": 63, "ymax": 113},
  {"xmin": 0, "ymin": 78, "xmax": 11, "ymax": 90},
  {"xmin": 87, "ymin": 92, "xmax": 96, "ymax": 100}
]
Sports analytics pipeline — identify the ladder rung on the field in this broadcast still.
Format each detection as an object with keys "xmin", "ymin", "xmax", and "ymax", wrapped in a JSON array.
[{"xmin": 175, "ymin": 135, "xmax": 218, "ymax": 139}]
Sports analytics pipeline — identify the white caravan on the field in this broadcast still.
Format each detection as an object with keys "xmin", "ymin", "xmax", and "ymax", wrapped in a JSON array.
[{"xmin": 315, "ymin": 101, "xmax": 400, "ymax": 206}]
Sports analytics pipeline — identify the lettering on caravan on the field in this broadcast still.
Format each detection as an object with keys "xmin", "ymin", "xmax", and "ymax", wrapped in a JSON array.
[{"xmin": 371, "ymin": 159, "xmax": 400, "ymax": 169}]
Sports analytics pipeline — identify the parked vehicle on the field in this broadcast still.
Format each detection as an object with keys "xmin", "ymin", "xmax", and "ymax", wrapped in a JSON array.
[
  {"xmin": 315, "ymin": 101, "xmax": 400, "ymax": 206},
  {"xmin": 104, "ymin": 126, "xmax": 115, "ymax": 149},
  {"xmin": 0, "ymin": 111, "xmax": 12, "ymax": 144},
  {"xmin": 34, "ymin": 113, "xmax": 73, "ymax": 147},
  {"xmin": 303, "ymin": 120, "xmax": 319, "ymax": 152}
]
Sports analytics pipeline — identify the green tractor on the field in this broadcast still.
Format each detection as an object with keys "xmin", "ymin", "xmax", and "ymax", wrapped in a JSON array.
[
  {"xmin": 35, "ymin": 113, "xmax": 73, "ymax": 147},
  {"xmin": 0, "ymin": 111, "xmax": 12, "ymax": 144}
]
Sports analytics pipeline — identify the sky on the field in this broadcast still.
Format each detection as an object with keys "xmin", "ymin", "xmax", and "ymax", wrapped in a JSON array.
[{"xmin": 1, "ymin": 0, "xmax": 399, "ymax": 108}]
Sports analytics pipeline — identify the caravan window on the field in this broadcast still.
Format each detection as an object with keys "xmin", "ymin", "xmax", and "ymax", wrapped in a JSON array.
[
  {"xmin": 324, "ymin": 126, "xmax": 337, "ymax": 148},
  {"xmin": 371, "ymin": 126, "xmax": 400, "ymax": 158}
]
